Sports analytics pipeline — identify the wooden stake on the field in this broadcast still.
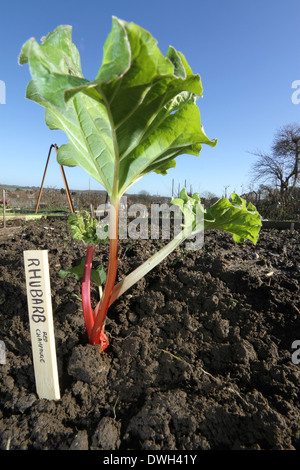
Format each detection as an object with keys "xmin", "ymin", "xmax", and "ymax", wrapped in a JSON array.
[
  {"xmin": 35, "ymin": 144, "xmax": 75, "ymax": 214},
  {"xmin": 24, "ymin": 250, "xmax": 60, "ymax": 400}
]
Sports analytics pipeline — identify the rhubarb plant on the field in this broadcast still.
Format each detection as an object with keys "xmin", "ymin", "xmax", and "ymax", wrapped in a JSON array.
[{"xmin": 20, "ymin": 18, "xmax": 261, "ymax": 351}]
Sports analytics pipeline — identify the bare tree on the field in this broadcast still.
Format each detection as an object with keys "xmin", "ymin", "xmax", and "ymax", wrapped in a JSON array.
[{"xmin": 250, "ymin": 123, "xmax": 300, "ymax": 206}]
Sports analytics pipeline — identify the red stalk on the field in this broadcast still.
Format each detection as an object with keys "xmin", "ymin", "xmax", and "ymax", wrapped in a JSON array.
[
  {"xmin": 81, "ymin": 245, "xmax": 96, "ymax": 339},
  {"xmin": 89, "ymin": 201, "xmax": 119, "ymax": 349}
]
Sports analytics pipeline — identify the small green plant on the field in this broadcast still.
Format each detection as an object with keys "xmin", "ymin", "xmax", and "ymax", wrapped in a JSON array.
[
  {"xmin": 229, "ymin": 298, "xmax": 237, "ymax": 308},
  {"xmin": 20, "ymin": 18, "xmax": 261, "ymax": 351}
]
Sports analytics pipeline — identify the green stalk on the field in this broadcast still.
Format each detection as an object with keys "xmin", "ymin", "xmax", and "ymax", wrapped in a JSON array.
[{"xmin": 109, "ymin": 231, "xmax": 186, "ymax": 306}]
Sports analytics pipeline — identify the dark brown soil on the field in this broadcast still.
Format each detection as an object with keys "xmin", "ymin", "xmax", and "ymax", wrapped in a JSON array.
[{"xmin": 0, "ymin": 216, "xmax": 299, "ymax": 450}]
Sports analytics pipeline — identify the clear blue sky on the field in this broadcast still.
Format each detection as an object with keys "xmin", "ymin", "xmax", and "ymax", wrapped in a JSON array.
[{"xmin": 1, "ymin": 0, "xmax": 299, "ymax": 198}]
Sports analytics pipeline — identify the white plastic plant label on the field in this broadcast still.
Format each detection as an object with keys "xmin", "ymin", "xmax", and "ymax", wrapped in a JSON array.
[{"xmin": 24, "ymin": 250, "xmax": 60, "ymax": 400}]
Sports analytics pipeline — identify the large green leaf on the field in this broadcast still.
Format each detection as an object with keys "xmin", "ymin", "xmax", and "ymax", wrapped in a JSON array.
[{"xmin": 19, "ymin": 18, "xmax": 216, "ymax": 197}]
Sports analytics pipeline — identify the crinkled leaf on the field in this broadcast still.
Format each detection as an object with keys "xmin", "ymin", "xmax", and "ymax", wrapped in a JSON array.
[
  {"xmin": 172, "ymin": 190, "xmax": 261, "ymax": 245},
  {"xmin": 204, "ymin": 193, "xmax": 262, "ymax": 244},
  {"xmin": 172, "ymin": 188, "xmax": 205, "ymax": 235},
  {"xmin": 59, "ymin": 258, "xmax": 106, "ymax": 286},
  {"xmin": 67, "ymin": 212, "xmax": 108, "ymax": 245},
  {"xmin": 19, "ymin": 18, "xmax": 217, "ymax": 197}
]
